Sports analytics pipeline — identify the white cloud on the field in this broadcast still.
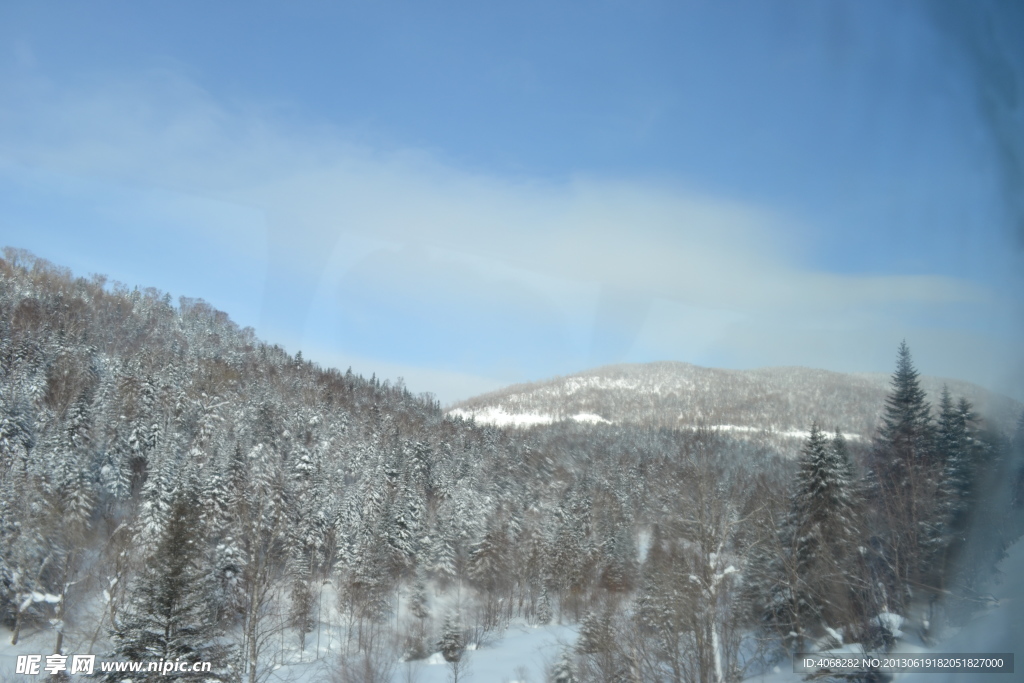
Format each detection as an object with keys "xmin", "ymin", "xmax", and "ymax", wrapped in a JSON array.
[{"xmin": 0, "ymin": 68, "xmax": 1015, "ymax": 400}]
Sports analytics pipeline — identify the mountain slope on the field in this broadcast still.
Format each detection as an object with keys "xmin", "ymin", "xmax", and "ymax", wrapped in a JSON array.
[{"xmin": 449, "ymin": 361, "xmax": 1021, "ymax": 439}]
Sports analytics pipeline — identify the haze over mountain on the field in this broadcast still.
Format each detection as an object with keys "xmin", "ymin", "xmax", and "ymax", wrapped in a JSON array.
[{"xmin": 450, "ymin": 361, "xmax": 1023, "ymax": 441}]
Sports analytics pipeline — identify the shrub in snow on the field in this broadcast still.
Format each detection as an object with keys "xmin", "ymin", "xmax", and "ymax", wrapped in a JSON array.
[
  {"xmin": 535, "ymin": 588, "xmax": 552, "ymax": 626},
  {"xmin": 439, "ymin": 612, "xmax": 465, "ymax": 663},
  {"xmin": 550, "ymin": 648, "xmax": 577, "ymax": 683},
  {"xmin": 866, "ymin": 610, "xmax": 904, "ymax": 650}
]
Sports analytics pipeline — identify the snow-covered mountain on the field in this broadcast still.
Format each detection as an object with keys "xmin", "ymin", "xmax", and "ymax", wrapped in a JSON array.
[{"xmin": 449, "ymin": 361, "xmax": 1021, "ymax": 440}]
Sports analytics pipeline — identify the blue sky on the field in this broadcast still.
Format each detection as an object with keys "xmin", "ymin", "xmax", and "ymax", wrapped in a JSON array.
[{"xmin": 1, "ymin": 1, "xmax": 1022, "ymax": 403}]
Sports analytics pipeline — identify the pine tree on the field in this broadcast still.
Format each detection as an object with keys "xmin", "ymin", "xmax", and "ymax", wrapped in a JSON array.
[
  {"xmin": 467, "ymin": 518, "xmax": 506, "ymax": 595},
  {"xmin": 940, "ymin": 404, "xmax": 1010, "ymax": 600},
  {"xmin": 792, "ymin": 424, "xmax": 860, "ymax": 630},
  {"xmin": 936, "ymin": 387, "xmax": 962, "ymax": 471},
  {"xmin": 438, "ymin": 611, "xmax": 465, "ymax": 663},
  {"xmin": 535, "ymin": 586, "xmax": 553, "ymax": 626},
  {"xmin": 439, "ymin": 610, "xmax": 469, "ymax": 682},
  {"xmin": 106, "ymin": 491, "xmax": 232, "ymax": 681},
  {"xmin": 938, "ymin": 395, "xmax": 982, "ymax": 520},
  {"xmin": 199, "ymin": 456, "xmax": 242, "ymax": 623},
  {"xmin": 751, "ymin": 424, "xmax": 863, "ymax": 648},
  {"xmin": 868, "ymin": 341, "xmax": 939, "ymax": 609},
  {"xmin": 0, "ymin": 399, "xmax": 33, "ymax": 470},
  {"xmin": 606, "ymin": 522, "xmax": 636, "ymax": 592},
  {"xmin": 793, "ymin": 425, "xmax": 857, "ymax": 548},
  {"xmin": 409, "ymin": 571, "xmax": 430, "ymax": 621},
  {"xmin": 576, "ymin": 608, "xmax": 613, "ymax": 655},
  {"xmin": 136, "ymin": 454, "xmax": 176, "ymax": 548},
  {"xmin": 344, "ymin": 518, "xmax": 393, "ymax": 623},
  {"xmin": 878, "ymin": 341, "xmax": 934, "ymax": 467},
  {"xmin": 551, "ymin": 648, "xmax": 577, "ymax": 683},
  {"xmin": 929, "ymin": 388, "xmax": 977, "ymax": 584},
  {"xmin": 431, "ymin": 523, "xmax": 459, "ymax": 588},
  {"xmin": 385, "ymin": 483, "xmax": 423, "ymax": 575},
  {"xmin": 2, "ymin": 479, "xmax": 50, "ymax": 646},
  {"xmin": 575, "ymin": 603, "xmax": 624, "ymax": 680}
]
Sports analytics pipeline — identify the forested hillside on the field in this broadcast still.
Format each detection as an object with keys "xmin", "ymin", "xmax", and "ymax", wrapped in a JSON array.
[
  {"xmin": 1, "ymin": 248, "xmax": 1022, "ymax": 682},
  {"xmin": 450, "ymin": 362, "xmax": 1021, "ymax": 441}
]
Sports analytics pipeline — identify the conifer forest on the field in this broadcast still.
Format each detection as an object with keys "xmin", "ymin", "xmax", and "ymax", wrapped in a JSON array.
[{"xmin": 2, "ymin": 248, "xmax": 1023, "ymax": 682}]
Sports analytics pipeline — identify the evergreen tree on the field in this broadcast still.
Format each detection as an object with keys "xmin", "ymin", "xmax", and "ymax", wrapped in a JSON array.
[
  {"xmin": 1, "ymin": 478, "xmax": 50, "ymax": 646},
  {"xmin": 438, "ymin": 610, "xmax": 469, "ymax": 683},
  {"xmin": 438, "ymin": 611, "xmax": 465, "ymax": 663},
  {"xmin": 385, "ymin": 482, "xmax": 423, "ymax": 575},
  {"xmin": 430, "ymin": 520, "xmax": 459, "ymax": 588},
  {"xmin": 929, "ymin": 389, "xmax": 983, "ymax": 587},
  {"xmin": 409, "ymin": 571, "xmax": 430, "ymax": 621},
  {"xmin": 792, "ymin": 424, "xmax": 860, "ymax": 630},
  {"xmin": 868, "ymin": 342, "xmax": 939, "ymax": 609},
  {"xmin": 600, "ymin": 531, "xmax": 632, "ymax": 593},
  {"xmin": 575, "ymin": 603, "xmax": 625, "ymax": 680},
  {"xmin": 878, "ymin": 341, "xmax": 934, "ymax": 467},
  {"xmin": 106, "ymin": 491, "xmax": 232, "ymax": 681},
  {"xmin": 751, "ymin": 424, "xmax": 863, "ymax": 648},
  {"xmin": 944, "ymin": 408, "xmax": 1014, "ymax": 601},
  {"xmin": 938, "ymin": 395, "xmax": 982, "ymax": 521},
  {"xmin": 576, "ymin": 608, "xmax": 613, "ymax": 655},
  {"xmin": 535, "ymin": 586, "xmax": 553, "ymax": 626},
  {"xmin": 793, "ymin": 425, "xmax": 858, "ymax": 548},
  {"xmin": 936, "ymin": 387, "xmax": 962, "ymax": 471},
  {"xmin": 136, "ymin": 454, "xmax": 176, "ymax": 548},
  {"xmin": 551, "ymin": 648, "xmax": 577, "ymax": 683},
  {"xmin": 467, "ymin": 517, "xmax": 507, "ymax": 595}
]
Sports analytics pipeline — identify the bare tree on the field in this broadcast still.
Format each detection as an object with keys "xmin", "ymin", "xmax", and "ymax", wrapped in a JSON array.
[
  {"xmin": 440, "ymin": 611, "xmax": 471, "ymax": 683},
  {"xmin": 635, "ymin": 429, "xmax": 753, "ymax": 683},
  {"xmin": 334, "ymin": 627, "xmax": 398, "ymax": 683}
]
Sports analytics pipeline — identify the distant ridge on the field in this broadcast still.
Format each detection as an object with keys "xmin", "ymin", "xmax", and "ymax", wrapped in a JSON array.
[{"xmin": 449, "ymin": 361, "xmax": 1022, "ymax": 439}]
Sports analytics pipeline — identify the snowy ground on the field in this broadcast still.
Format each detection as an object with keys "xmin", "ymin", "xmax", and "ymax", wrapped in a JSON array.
[
  {"xmin": 0, "ymin": 620, "xmax": 579, "ymax": 683},
  {"xmin": 286, "ymin": 622, "xmax": 578, "ymax": 683},
  {"xmin": 5, "ymin": 535, "xmax": 1022, "ymax": 683},
  {"xmin": 447, "ymin": 407, "xmax": 862, "ymax": 442},
  {"xmin": 447, "ymin": 407, "xmax": 610, "ymax": 428}
]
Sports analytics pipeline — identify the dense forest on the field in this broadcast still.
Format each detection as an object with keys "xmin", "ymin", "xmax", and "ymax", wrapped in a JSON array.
[{"xmin": 1, "ymin": 247, "xmax": 1022, "ymax": 682}]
